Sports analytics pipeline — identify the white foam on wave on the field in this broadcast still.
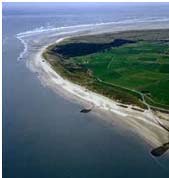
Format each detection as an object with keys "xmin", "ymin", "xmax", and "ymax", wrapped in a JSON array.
[
  {"xmin": 16, "ymin": 35, "xmax": 28, "ymax": 61},
  {"xmin": 16, "ymin": 23, "xmax": 99, "ymax": 38},
  {"xmin": 16, "ymin": 17, "xmax": 169, "ymax": 38}
]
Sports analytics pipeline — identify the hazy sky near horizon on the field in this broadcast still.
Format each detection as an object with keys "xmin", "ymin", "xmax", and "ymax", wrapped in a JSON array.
[{"xmin": 3, "ymin": 2, "xmax": 169, "ymax": 16}]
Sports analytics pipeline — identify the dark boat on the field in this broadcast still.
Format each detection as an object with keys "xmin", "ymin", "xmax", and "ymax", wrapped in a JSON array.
[{"xmin": 80, "ymin": 108, "xmax": 92, "ymax": 113}]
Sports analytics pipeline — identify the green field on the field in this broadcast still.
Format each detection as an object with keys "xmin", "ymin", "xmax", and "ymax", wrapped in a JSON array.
[{"xmin": 43, "ymin": 29, "xmax": 169, "ymax": 110}]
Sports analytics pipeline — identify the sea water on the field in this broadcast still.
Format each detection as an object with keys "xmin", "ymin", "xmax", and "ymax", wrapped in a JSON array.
[{"xmin": 3, "ymin": 3, "xmax": 169, "ymax": 178}]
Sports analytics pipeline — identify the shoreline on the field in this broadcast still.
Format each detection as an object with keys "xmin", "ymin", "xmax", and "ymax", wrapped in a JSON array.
[{"xmin": 28, "ymin": 35, "xmax": 169, "ymax": 148}]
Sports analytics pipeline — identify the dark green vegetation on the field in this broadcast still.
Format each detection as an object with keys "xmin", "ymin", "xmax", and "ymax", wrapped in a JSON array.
[
  {"xmin": 52, "ymin": 39, "xmax": 135, "ymax": 57},
  {"xmin": 43, "ymin": 29, "xmax": 169, "ymax": 110}
]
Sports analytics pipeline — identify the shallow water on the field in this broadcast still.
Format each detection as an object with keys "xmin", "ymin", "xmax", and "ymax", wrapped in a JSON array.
[{"xmin": 3, "ymin": 3, "xmax": 169, "ymax": 178}]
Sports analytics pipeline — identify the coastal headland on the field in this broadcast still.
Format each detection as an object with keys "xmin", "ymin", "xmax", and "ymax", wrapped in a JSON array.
[{"xmin": 36, "ymin": 29, "xmax": 169, "ymax": 151}]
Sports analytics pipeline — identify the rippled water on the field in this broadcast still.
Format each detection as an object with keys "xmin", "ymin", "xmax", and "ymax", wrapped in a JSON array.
[{"xmin": 3, "ymin": 3, "xmax": 169, "ymax": 178}]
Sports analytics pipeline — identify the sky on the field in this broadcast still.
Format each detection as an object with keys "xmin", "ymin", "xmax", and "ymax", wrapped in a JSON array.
[{"xmin": 3, "ymin": 2, "xmax": 169, "ymax": 16}]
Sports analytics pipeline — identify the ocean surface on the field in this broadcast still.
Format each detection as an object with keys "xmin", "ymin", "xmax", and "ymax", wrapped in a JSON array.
[{"xmin": 2, "ymin": 3, "xmax": 169, "ymax": 178}]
